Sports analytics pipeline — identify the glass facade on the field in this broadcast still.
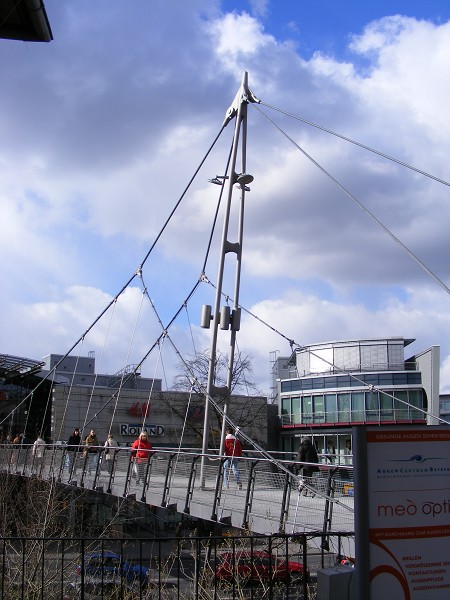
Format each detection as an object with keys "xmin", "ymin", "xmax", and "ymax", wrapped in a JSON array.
[
  {"xmin": 278, "ymin": 338, "xmax": 440, "ymax": 462},
  {"xmin": 281, "ymin": 371, "xmax": 421, "ymax": 393},
  {"xmin": 280, "ymin": 388, "xmax": 426, "ymax": 426}
]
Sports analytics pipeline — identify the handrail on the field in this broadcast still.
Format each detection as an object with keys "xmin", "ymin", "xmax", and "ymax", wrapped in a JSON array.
[{"xmin": 0, "ymin": 443, "xmax": 355, "ymax": 537}]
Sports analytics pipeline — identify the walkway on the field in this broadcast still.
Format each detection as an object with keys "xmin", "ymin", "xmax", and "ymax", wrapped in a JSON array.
[{"xmin": 0, "ymin": 444, "xmax": 355, "ymax": 555}]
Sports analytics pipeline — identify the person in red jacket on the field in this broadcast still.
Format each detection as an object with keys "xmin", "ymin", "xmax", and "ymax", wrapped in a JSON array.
[
  {"xmin": 224, "ymin": 428, "xmax": 243, "ymax": 490},
  {"xmin": 131, "ymin": 431, "xmax": 153, "ymax": 484}
]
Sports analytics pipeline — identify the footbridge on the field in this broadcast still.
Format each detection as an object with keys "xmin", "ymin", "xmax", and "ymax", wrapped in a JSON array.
[{"xmin": 1, "ymin": 444, "xmax": 354, "ymax": 553}]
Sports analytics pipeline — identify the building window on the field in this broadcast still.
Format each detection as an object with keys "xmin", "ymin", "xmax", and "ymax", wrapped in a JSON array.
[
  {"xmin": 380, "ymin": 393, "xmax": 393, "ymax": 420},
  {"xmin": 313, "ymin": 395, "xmax": 325, "ymax": 423},
  {"xmin": 361, "ymin": 343, "xmax": 388, "ymax": 370},
  {"xmin": 325, "ymin": 393, "xmax": 337, "ymax": 423},
  {"xmin": 292, "ymin": 397, "xmax": 301, "ymax": 424},
  {"xmin": 409, "ymin": 390, "xmax": 424, "ymax": 419},
  {"xmin": 393, "ymin": 391, "xmax": 408, "ymax": 419},
  {"xmin": 281, "ymin": 397, "xmax": 290, "ymax": 424},
  {"xmin": 338, "ymin": 393, "xmax": 350, "ymax": 421},
  {"xmin": 366, "ymin": 390, "xmax": 380, "ymax": 421},
  {"xmin": 302, "ymin": 396, "xmax": 312, "ymax": 423},
  {"xmin": 351, "ymin": 392, "xmax": 365, "ymax": 421}
]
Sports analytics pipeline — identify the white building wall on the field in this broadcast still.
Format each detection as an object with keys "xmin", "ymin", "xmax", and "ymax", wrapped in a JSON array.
[{"xmin": 414, "ymin": 346, "xmax": 440, "ymax": 425}]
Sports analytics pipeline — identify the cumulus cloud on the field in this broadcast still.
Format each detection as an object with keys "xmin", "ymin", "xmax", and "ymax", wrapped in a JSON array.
[{"xmin": 1, "ymin": 2, "xmax": 450, "ymax": 396}]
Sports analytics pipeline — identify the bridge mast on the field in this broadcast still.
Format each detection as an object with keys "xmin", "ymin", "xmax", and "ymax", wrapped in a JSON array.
[{"xmin": 200, "ymin": 71, "xmax": 258, "ymax": 487}]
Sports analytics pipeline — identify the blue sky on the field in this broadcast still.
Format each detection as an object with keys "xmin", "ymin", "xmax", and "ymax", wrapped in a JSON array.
[
  {"xmin": 1, "ymin": 0, "xmax": 450, "ymax": 403},
  {"xmin": 222, "ymin": 0, "xmax": 450, "ymax": 59}
]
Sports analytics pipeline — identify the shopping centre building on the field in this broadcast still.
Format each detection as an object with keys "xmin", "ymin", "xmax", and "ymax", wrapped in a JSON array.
[
  {"xmin": 274, "ymin": 337, "xmax": 440, "ymax": 461},
  {"xmin": 0, "ymin": 353, "xmax": 270, "ymax": 450},
  {"xmin": 0, "ymin": 337, "xmax": 442, "ymax": 456}
]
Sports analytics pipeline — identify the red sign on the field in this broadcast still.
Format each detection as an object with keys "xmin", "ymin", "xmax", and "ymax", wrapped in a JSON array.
[{"xmin": 128, "ymin": 402, "xmax": 150, "ymax": 418}]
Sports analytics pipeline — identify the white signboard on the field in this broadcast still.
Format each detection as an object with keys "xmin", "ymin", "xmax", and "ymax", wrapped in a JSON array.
[{"xmin": 363, "ymin": 427, "xmax": 450, "ymax": 598}]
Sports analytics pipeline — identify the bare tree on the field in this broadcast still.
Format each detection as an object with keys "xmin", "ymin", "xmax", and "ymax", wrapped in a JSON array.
[{"xmin": 172, "ymin": 349, "xmax": 261, "ymax": 396}]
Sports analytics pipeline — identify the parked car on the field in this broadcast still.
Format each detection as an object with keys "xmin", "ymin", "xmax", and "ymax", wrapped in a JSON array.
[
  {"xmin": 75, "ymin": 551, "xmax": 149, "ymax": 586},
  {"xmin": 215, "ymin": 550, "xmax": 308, "ymax": 585}
]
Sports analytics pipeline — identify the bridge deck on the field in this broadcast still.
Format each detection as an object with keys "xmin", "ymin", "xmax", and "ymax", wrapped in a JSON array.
[{"xmin": 1, "ymin": 445, "xmax": 355, "ymax": 555}]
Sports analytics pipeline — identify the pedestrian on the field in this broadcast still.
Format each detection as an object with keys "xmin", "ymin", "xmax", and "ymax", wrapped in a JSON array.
[
  {"xmin": 32, "ymin": 434, "xmax": 46, "ymax": 471},
  {"xmin": 67, "ymin": 428, "xmax": 81, "ymax": 474},
  {"xmin": 224, "ymin": 427, "xmax": 243, "ymax": 490},
  {"xmin": 326, "ymin": 440, "xmax": 336, "ymax": 464},
  {"xmin": 344, "ymin": 439, "xmax": 352, "ymax": 463},
  {"xmin": 296, "ymin": 437, "xmax": 320, "ymax": 497},
  {"xmin": 130, "ymin": 431, "xmax": 153, "ymax": 484},
  {"xmin": 83, "ymin": 429, "xmax": 100, "ymax": 474},
  {"xmin": 103, "ymin": 433, "xmax": 119, "ymax": 475}
]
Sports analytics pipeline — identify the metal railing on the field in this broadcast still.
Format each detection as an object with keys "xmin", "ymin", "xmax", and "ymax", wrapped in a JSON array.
[
  {"xmin": 0, "ymin": 532, "xmax": 355, "ymax": 599},
  {"xmin": 0, "ymin": 444, "xmax": 355, "ymax": 537}
]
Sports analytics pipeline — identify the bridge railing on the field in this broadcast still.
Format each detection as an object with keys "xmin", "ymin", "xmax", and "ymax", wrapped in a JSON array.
[{"xmin": 0, "ymin": 444, "xmax": 354, "ymax": 537}]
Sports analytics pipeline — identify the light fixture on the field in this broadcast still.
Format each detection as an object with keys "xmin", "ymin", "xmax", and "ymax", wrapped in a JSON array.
[{"xmin": 236, "ymin": 173, "xmax": 254, "ymax": 185}]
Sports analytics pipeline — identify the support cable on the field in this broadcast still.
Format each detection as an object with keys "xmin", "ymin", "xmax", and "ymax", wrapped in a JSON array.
[
  {"xmin": 258, "ymin": 101, "xmax": 450, "ymax": 188},
  {"xmin": 253, "ymin": 104, "xmax": 450, "ymax": 298},
  {"xmin": 1, "ymin": 123, "xmax": 227, "ymax": 426},
  {"xmin": 204, "ymin": 278, "xmax": 448, "ymax": 425},
  {"xmin": 105, "ymin": 288, "xmax": 148, "ymax": 439},
  {"xmin": 81, "ymin": 278, "xmax": 205, "ymax": 428}
]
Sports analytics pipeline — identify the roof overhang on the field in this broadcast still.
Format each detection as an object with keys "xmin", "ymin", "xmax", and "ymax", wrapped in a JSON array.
[
  {"xmin": 0, "ymin": 0, "xmax": 53, "ymax": 42},
  {"xmin": 0, "ymin": 353, "xmax": 45, "ymax": 379}
]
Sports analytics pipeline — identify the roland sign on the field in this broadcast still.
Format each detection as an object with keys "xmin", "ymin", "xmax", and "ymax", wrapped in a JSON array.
[{"xmin": 120, "ymin": 424, "xmax": 164, "ymax": 437}]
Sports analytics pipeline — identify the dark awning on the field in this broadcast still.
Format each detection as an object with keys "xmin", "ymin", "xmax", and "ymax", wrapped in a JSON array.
[{"xmin": 0, "ymin": 0, "xmax": 53, "ymax": 42}]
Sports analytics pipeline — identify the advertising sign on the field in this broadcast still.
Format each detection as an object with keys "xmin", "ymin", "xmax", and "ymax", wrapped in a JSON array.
[
  {"xmin": 354, "ymin": 426, "xmax": 450, "ymax": 599},
  {"xmin": 120, "ymin": 423, "xmax": 164, "ymax": 436}
]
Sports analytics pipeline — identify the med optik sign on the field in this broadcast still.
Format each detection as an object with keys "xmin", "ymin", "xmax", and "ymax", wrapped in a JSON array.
[
  {"xmin": 377, "ymin": 498, "xmax": 450, "ymax": 520},
  {"xmin": 353, "ymin": 426, "xmax": 450, "ymax": 599}
]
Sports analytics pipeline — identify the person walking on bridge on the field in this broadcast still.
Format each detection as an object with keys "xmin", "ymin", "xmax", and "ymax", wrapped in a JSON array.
[
  {"xmin": 32, "ymin": 434, "xmax": 46, "ymax": 473},
  {"xmin": 131, "ymin": 431, "xmax": 153, "ymax": 484},
  {"xmin": 224, "ymin": 428, "xmax": 243, "ymax": 490},
  {"xmin": 83, "ymin": 429, "xmax": 100, "ymax": 475},
  {"xmin": 67, "ymin": 428, "xmax": 81, "ymax": 475},
  {"xmin": 296, "ymin": 437, "xmax": 320, "ymax": 497},
  {"xmin": 103, "ymin": 433, "xmax": 119, "ymax": 475}
]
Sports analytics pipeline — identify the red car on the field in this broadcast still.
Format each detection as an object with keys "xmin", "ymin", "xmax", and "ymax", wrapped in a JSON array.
[{"xmin": 215, "ymin": 550, "xmax": 308, "ymax": 585}]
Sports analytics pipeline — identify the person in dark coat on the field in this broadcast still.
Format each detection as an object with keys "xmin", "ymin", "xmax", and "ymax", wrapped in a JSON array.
[
  {"xmin": 296, "ymin": 437, "xmax": 320, "ymax": 496},
  {"xmin": 67, "ymin": 428, "xmax": 81, "ymax": 474}
]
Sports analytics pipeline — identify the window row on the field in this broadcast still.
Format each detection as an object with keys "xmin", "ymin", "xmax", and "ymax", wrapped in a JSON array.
[
  {"xmin": 280, "ymin": 371, "xmax": 421, "ymax": 393},
  {"xmin": 280, "ymin": 389, "xmax": 426, "ymax": 425}
]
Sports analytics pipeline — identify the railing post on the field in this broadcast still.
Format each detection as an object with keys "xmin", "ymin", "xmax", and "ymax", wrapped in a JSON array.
[
  {"xmin": 140, "ymin": 455, "xmax": 153, "ymax": 503},
  {"xmin": 106, "ymin": 449, "xmax": 118, "ymax": 494},
  {"xmin": 322, "ymin": 467, "xmax": 338, "ymax": 550},
  {"xmin": 161, "ymin": 453, "xmax": 175, "ymax": 508},
  {"xmin": 211, "ymin": 457, "xmax": 225, "ymax": 521},
  {"xmin": 183, "ymin": 454, "xmax": 200, "ymax": 514},
  {"xmin": 278, "ymin": 470, "xmax": 292, "ymax": 533},
  {"xmin": 123, "ymin": 455, "xmax": 134, "ymax": 497},
  {"xmin": 242, "ymin": 460, "xmax": 258, "ymax": 530}
]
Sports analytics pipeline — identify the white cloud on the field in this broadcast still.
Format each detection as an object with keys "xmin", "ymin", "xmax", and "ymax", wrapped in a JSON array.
[
  {"xmin": 210, "ymin": 12, "xmax": 273, "ymax": 57},
  {"xmin": 1, "ymin": 3, "xmax": 450, "ymax": 400}
]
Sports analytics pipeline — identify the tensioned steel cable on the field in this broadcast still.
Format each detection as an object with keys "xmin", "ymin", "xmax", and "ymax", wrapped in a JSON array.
[
  {"xmin": 203, "ymin": 277, "xmax": 448, "ymax": 424},
  {"xmin": 0, "ymin": 123, "xmax": 227, "ymax": 426},
  {"xmin": 258, "ymin": 101, "xmax": 450, "ymax": 188},
  {"xmin": 81, "ymin": 276, "xmax": 205, "ymax": 428},
  {"xmin": 252, "ymin": 103, "xmax": 450, "ymax": 298}
]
